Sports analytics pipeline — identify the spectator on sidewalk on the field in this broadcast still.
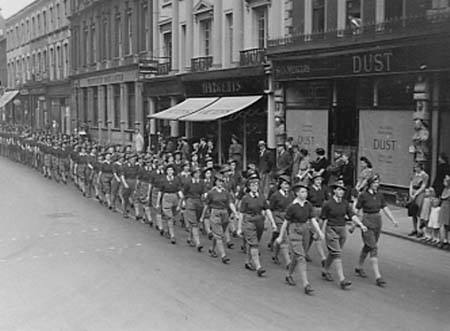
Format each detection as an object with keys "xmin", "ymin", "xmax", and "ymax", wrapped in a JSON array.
[
  {"xmin": 425, "ymin": 197, "xmax": 441, "ymax": 244},
  {"xmin": 311, "ymin": 148, "xmax": 330, "ymax": 185},
  {"xmin": 438, "ymin": 174, "xmax": 450, "ymax": 249},
  {"xmin": 408, "ymin": 163, "xmax": 429, "ymax": 237},
  {"xmin": 433, "ymin": 153, "xmax": 450, "ymax": 196},
  {"xmin": 133, "ymin": 128, "xmax": 145, "ymax": 153}
]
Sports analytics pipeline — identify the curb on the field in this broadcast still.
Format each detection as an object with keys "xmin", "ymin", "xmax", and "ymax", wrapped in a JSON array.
[{"xmin": 381, "ymin": 229, "xmax": 450, "ymax": 252}]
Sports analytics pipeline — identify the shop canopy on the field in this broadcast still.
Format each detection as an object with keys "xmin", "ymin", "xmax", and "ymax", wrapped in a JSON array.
[
  {"xmin": 0, "ymin": 90, "xmax": 19, "ymax": 108},
  {"xmin": 179, "ymin": 95, "xmax": 263, "ymax": 122},
  {"xmin": 148, "ymin": 97, "xmax": 219, "ymax": 120}
]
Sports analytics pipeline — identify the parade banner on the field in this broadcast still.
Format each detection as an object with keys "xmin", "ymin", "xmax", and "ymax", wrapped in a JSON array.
[
  {"xmin": 359, "ymin": 110, "xmax": 414, "ymax": 188},
  {"xmin": 286, "ymin": 109, "xmax": 328, "ymax": 154}
]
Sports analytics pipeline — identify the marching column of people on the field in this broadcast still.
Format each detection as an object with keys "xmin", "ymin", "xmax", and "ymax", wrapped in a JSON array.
[{"xmin": 14, "ymin": 126, "xmax": 450, "ymax": 296}]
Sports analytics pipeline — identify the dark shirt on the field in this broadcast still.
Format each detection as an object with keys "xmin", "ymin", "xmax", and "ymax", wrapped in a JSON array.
[
  {"xmin": 285, "ymin": 201, "xmax": 313, "ymax": 224},
  {"xmin": 205, "ymin": 188, "xmax": 232, "ymax": 210},
  {"xmin": 138, "ymin": 167, "xmax": 153, "ymax": 183},
  {"xmin": 269, "ymin": 190, "xmax": 295, "ymax": 213},
  {"xmin": 101, "ymin": 161, "xmax": 113, "ymax": 174},
  {"xmin": 151, "ymin": 170, "xmax": 165, "ymax": 189},
  {"xmin": 183, "ymin": 179, "xmax": 206, "ymax": 199},
  {"xmin": 308, "ymin": 185, "xmax": 328, "ymax": 207},
  {"xmin": 160, "ymin": 176, "xmax": 182, "ymax": 194},
  {"xmin": 122, "ymin": 164, "xmax": 140, "ymax": 180},
  {"xmin": 321, "ymin": 198, "xmax": 355, "ymax": 227},
  {"xmin": 356, "ymin": 190, "xmax": 387, "ymax": 214},
  {"xmin": 240, "ymin": 193, "xmax": 269, "ymax": 215}
]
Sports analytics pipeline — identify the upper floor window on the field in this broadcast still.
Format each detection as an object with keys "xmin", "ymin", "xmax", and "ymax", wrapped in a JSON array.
[
  {"xmin": 254, "ymin": 7, "xmax": 267, "ymax": 49},
  {"xmin": 163, "ymin": 31, "xmax": 172, "ymax": 60},
  {"xmin": 312, "ymin": 0, "xmax": 325, "ymax": 32},
  {"xmin": 126, "ymin": 7, "xmax": 133, "ymax": 55},
  {"xmin": 346, "ymin": 0, "xmax": 361, "ymax": 29},
  {"xmin": 385, "ymin": 0, "xmax": 403, "ymax": 20},
  {"xmin": 200, "ymin": 19, "xmax": 211, "ymax": 56}
]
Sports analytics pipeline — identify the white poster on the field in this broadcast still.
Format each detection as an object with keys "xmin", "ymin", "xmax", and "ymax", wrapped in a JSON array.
[
  {"xmin": 286, "ymin": 109, "xmax": 329, "ymax": 154},
  {"xmin": 359, "ymin": 110, "xmax": 415, "ymax": 188}
]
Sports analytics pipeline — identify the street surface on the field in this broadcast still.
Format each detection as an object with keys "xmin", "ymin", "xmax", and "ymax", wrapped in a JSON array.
[{"xmin": 0, "ymin": 158, "xmax": 449, "ymax": 331}]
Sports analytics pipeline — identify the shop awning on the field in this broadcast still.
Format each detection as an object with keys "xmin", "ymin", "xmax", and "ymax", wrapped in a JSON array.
[
  {"xmin": 0, "ymin": 90, "xmax": 19, "ymax": 108},
  {"xmin": 148, "ymin": 97, "xmax": 219, "ymax": 120},
  {"xmin": 180, "ymin": 95, "xmax": 263, "ymax": 122}
]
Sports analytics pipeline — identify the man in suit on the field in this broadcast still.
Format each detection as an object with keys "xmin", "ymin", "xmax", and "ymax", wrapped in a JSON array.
[
  {"xmin": 197, "ymin": 137, "xmax": 208, "ymax": 166},
  {"xmin": 277, "ymin": 144, "xmax": 293, "ymax": 177},
  {"xmin": 258, "ymin": 140, "xmax": 274, "ymax": 198}
]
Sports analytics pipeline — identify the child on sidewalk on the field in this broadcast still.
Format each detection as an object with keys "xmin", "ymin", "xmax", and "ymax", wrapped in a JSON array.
[
  {"xmin": 419, "ymin": 187, "xmax": 434, "ymax": 239},
  {"xmin": 426, "ymin": 197, "xmax": 440, "ymax": 244}
]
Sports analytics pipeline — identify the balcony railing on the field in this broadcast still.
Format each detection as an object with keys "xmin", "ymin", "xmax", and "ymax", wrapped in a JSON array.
[
  {"xmin": 240, "ymin": 48, "xmax": 267, "ymax": 66},
  {"xmin": 268, "ymin": 11, "xmax": 450, "ymax": 51},
  {"xmin": 191, "ymin": 56, "xmax": 213, "ymax": 72},
  {"xmin": 157, "ymin": 61, "xmax": 171, "ymax": 75}
]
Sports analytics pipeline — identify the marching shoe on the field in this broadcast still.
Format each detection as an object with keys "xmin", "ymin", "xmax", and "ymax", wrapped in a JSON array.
[
  {"xmin": 376, "ymin": 277, "xmax": 386, "ymax": 287},
  {"xmin": 285, "ymin": 275, "xmax": 296, "ymax": 286},
  {"xmin": 256, "ymin": 268, "xmax": 266, "ymax": 277},
  {"xmin": 355, "ymin": 268, "xmax": 368, "ymax": 278},
  {"xmin": 340, "ymin": 279, "xmax": 352, "ymax": 290},
  {"xmin": 304, "ymin": 284, "xmax": 315, "ymax": 295}
]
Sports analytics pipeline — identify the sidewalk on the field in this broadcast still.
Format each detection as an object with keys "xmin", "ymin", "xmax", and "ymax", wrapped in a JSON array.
[{"xmin": 381, "ymin": 205, "xmax": 450, "ymax": 252}]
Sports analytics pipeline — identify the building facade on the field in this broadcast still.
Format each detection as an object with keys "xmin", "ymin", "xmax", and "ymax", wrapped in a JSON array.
[
  {"xmin": 5, "ymin": 0, "xmax": 72, "ymax": 132},
  {"xmin": 267, "ymin": 0, "xmax": 450, "ymax": 190},
  {"xmin": 69, "ymin": 0, "xmax": 289, "ymax": 163},
  {"xmin": 0, "ymin": 12, "xmax": 6, "ymax": 89}
]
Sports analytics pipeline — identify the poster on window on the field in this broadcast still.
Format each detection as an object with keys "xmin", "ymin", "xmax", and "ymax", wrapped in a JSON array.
[
  {"xmin": 359, "ymin": 110, "xmax": 415, "ymax": 188},
  {"xmin": 286, "ymin": 109, "xmax": 328, "ymax": 154}
]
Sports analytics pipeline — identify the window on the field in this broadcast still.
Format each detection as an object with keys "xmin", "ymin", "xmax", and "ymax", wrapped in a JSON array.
[
  {"xmin": 113, "ymin": 85, "xmax": 120, "ymax": 128},
  {"xmin": 43, "ymin": 49, "xmax": 47, "ymax": 72},
  {"xmin": 56, "ymin": 4, "xmax": 60, "ymax": 28},
  {"xmin": 37, "ymin": 14, "xmax": 41, "ymax": 35},
  {"xmin": 49, "ymin": 7, "xmax": 54, "ymax": 30},
  {"xmin": 37, "ymin": 52, "xmax": 41, "ymax": 73},
  {"xmin": 346, "ymin": 0, "xmax": 361, "ymax": 31},
  {"xmin": 104, "ymin": 88, "xmax": 108, "ymax": 125},
  {"xmin": 200, "ymin": 19, "xmax": 211, "ymax": 56},
  {"xmin": 226, "ymin": 13, "xmax": 233, "ymax": 64},
  {"xmin": 82, "ymin": 88, "xmax": 88, "ymax": 125},
  {"xmin": 140, "ymin": 2, "xmax": 149, "ymax": 51},
  {"xmin": 126, "ymin": 6, "xmax": 133, "ymax": 55},
  {"xmin": 312, "ymin": 0, "xmax": 325, "ymax": 32},
  {"xmin": 254, "ymin": 7, "xmax": 267, "ymax": 49},
  {"xmin": 127, "ymin": 83, "xmax": 135, "ymax": 129},
  {"xmin": 84, "ymin": 25, "xmax": 89, "ymax": 65},
  {"xmin": 63, "ymin": 43, "xmax": 69, "ymax": 77},
  {"xmin": 181, "ymin": 24, "xmax": 186, "ymax": 69},
  {"xmin": 114, "ymin": 10, "xmax": 121, "ymax": 57},
  {"xmin": 32, "ymin": 17, "xmax": 36, "ymax": 38},
  {"xmin": 43, "ymin": 10, "xmax": 47, "ymax": 33},
  {"xmin": 102, "ymin": 17, "xmax": 109, "ymax": 60},
  {"xmin": 163, "ymin": 32, "xmax": 172, "ymax": 61},
  {"xmin": 385, "ymin": 0, "xmax": 403, "ymax": 20},
  {"xmin": 90, "ymin": 22, "xmax": 96, "ymax": 64}
]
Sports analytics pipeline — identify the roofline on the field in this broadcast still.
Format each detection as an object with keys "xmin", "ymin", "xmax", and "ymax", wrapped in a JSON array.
[{"xmin": 5, "ymin": 0, "xmax": 43, "ymax": 22}]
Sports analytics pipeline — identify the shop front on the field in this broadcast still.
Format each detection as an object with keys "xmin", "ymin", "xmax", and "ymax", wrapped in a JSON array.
[
  {"xmin": 150, "ymin": 66, "xmax": 268, "ymax": 166},
  {"xmin": 270, "ymin": 37, "xmax": 450, "ymax": 189},
  {"xmin": 73, "ymin": 67, "xmax": 144, "ymax": 144}
]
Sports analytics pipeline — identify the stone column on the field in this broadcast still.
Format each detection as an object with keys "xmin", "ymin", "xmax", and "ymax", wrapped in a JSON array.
[
  {"xmin": 120, "ymin": 83, "xmax": 128, "ymax": 145},
  {"xmin": 213, "ymin": 0, "xmax": 223, "ymax": 67},
  {"xmin": 305, "ymin": 0, "xmax": 312, "ymax": 35},
  {"xmin": 172, "ymin": 0, "xmax": 179, "ymax": 72},
  {"xmin": 135, "ymin": 82, "xmax": 144, "ymax": 133},
  {"xmin": 98, "ymin": 85, "xmax": 105, "ymax": 143},
  {"xmin": 169, "ymin": 96, "xmax": 179, "ymax": 137},
  {"xmin": 186, "ymin": 0, "xmax": 194, "ymax": 70},
  {"xmin": 233, "ymin": 0, "xmax": 244, "ymax": 64},
  {"xmin": 152, "ymin": 0, "xmax": 160, "ymax": 58},
  {"xmin": 337, "ymin": 0, "xmax": 346, "ymax": 31},
  {"xmin": 87, "ymin": 87, "xmax": 94, "ymax": 129},
  {"xmin": 107, "ymin": 85, "xmax": 114, "ymax": 142},
  {"xmin": 375, "ymin": 0, "xmax": 385, "ymax": 25}
]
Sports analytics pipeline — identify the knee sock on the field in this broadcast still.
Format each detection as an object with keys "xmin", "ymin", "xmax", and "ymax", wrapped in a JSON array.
[
  {"xmin": 250, "ymin": 247, "xmax": 262, "ymax": 270},
  {"xmin": 370, "ymin": 257, "xmax": 381, "ymax": 279}
]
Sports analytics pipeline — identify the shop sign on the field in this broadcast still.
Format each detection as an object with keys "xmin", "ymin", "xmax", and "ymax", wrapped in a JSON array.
[
  {"xmin": 273, "ymin": 43, "xmax": 450, "ymax": 80},
  {"xmin": 359, "ymin": 109, "xmax": 415, "ymax": 188},
  {"xmin": 286, "ymin": 109, "xmax": 328, "ymax": 154},
  {"xmin": 185, "ymin": 77, "xmax": 265, "ymax": 97},
  {"xmin": 79, "ymin": 71, "xmax": 138, "ymax": 87}
]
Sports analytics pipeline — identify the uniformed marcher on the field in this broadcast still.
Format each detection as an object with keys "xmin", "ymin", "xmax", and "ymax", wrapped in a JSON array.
[
  {"xmin": 99, "ymin": 150, "xmax": 114, "ymax": 209},
  {"xmin": 150, "ymin": 159, "xmax": 165, "ymax": 234},
  {"xmin": 183, "ymin": 166, "xmax": 206, "ymax": 251},
  {"xmin": 156, "ymin": 164, "xmax": 183, "ymax": 244},
  {"xmin": 354, "ymin": 174, "xmax": 399, "ymax": 287},
  {"xmin": 238, "ymin": 173, "xmax": 277, "ymax": 276},
  {"xmin": 135, "ymin": 154, "xmax": 153, "ymax": 224},
  {"xmin": 269, "ymin": 175, "xmax": 294, "ymax": 268},
  {"xmin": 120, "ymin": 153, "xmax": 140, "ymax": 219},
  {"xmin": 277, "ymin": 181, "xmax": 324, "ymax": 295},
  {"xmin": 320, "ymin": 180, "xmax": 366, "ymax": 289},
  {"xmin": 201, "ymin": 173, "xmax": 238, "ymax": 264}
]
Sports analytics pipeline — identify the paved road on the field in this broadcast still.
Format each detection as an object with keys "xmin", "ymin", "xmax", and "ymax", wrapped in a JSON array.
[{"xmin": 0, "ymin": 158, "xmax": 449, "ymax": 331}]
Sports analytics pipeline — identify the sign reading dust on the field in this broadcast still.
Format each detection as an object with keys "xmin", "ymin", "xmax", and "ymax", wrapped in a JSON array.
[
  {"xmin": 286, "ymin": 109, "xmax": 328, "ymax": 154},
  {"xmin": 359, "ymin": 110, "xmax": 414, "ymax": 188}
]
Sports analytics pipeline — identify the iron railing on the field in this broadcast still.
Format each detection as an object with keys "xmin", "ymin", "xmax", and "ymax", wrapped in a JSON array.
[
  {"xmin": 191, "ymin": 56, "xmax": 213, "ymax": 72},
  {"xmin": 240, "ymin": 48, "xmax": 267, "ymax": 66},
  {"xmin": 268, "ymin": 11, "xmax": 450, "ymax": 50}
]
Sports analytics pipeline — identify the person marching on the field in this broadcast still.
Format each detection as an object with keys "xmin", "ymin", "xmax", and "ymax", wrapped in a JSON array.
[
  {"xmin": 238, "ymin": 173, "xmax": 277, "ymax": 276},
  {"xmin": 201, "ymin": 166, "xmax": 214, "ymax": 238},
  {"xmin": 111, "ymin": 151, "xmax": 124, "ymax": 212},
  {"xmin": 156, "ymin": 164, "xmax": 183, "ymax": 244},
  {"xmin": 320, "ymin": 180, "xmax": 367, "ymax": 290},
  {"xmin": 59, "ymin": 140, "xmax": 70, "ymax": 184},
  {"xmin": 77, "ymin": 145, "xmax": 88, "ymax": 195},
  {"xmin": 135, "ymin": 154, "xmax": 153, "ymax": 225},
  {"xmin": 178, "ymin": 161, "xmax": 192, "ymax": 229},
  {"xmin": 183, "ymin": 166, "xmax": 206, "ymax": 251},
  {"xmin": 201, "ymin": 173, "xmax": 238, "ymax": 264},
  {"xmin": 150, "ymin": 159, "xmax": 165, "ymax": 235},
  {"xmin": 354, "ymin": 174, "xmax": 399, "ymax": 287},
  {"xmin": 277, "ymin": 181, "xmax": 324, "ymax": 295},
  {"xmin": 120, "ymin": 153, "xmax": 140, "ymax": 219},
  {"xmin": 269, "ymin": 175, "xmax": 295, "ymax": 268},
  {"xmin": 85, "ymin": 146, "xmax": 97, "ymax": 198},
  {"xmin": 305, "ymin": 172, "xmax": 328, "ymax": 266},
  {"xmin": 99, "ymin": 150, "xmax": 114, "ymax": 209}
]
